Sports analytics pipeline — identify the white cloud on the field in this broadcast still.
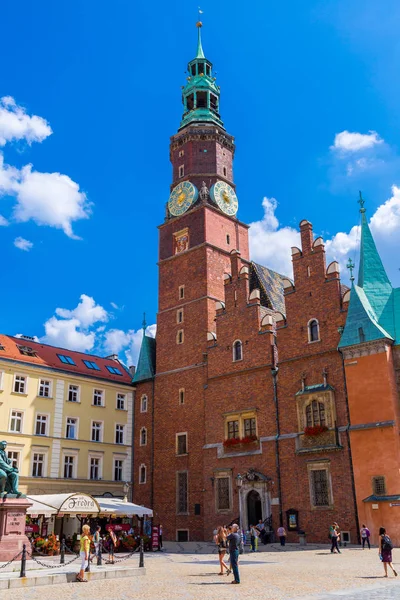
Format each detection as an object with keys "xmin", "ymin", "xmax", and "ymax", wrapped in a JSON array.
[
  {"xmin": 55, "ymin": 294, "xmax": 108, "ymax": 328},
  {"xmin": 370, "ymin": 185, "xmax": 400, "ymax": 235},
  {"xmin": 14, "ymin": 236, "xmax": 33, "ymax": 251},
  {"xmin": 104, "ymin": 324, "xmax": 156, "ymax": 367},
  {"xmin": 110, "ymin": 302, "xmax": 119, "ymax": 310},
  {"xmin": 249, "ymin": 197, "xmax": 300, "ymax": 275},
  {"xmin": 331, "ymin": 130, "xmax": 383, "ymax": 153},
  {"xmin": 0, "ymin": 96, "xmax": 52, "ymax": 146},
  {"xmin": 0, "ymin": 214, "xmax": 8, "ymax": 226}
]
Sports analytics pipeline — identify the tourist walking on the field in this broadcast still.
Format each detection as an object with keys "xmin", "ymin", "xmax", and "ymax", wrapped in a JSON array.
[
  {"xmin": 360, "ymin": 524, "xmax": 371, "ymax": 549},
  {"xmin": 330, "ymin": 522, "xmax": 341, "ymax": 554},
  {"xmin": 379, "ymin": 527, "xmax": 397, "ymax": 577},
  {"xmin": 76, "ymin": 524, "xmax": 91, "ymax": 582},
  {"xmin": 277, "ymin": 525, "xmax": 287, "ymax": 547},
  {"xmin": 226, "ymin": 524, "xmax": 241, "ymax": 584},
  {"xmin": 214, "ymin": 526, "xmax": 230, "ymax": 575}
]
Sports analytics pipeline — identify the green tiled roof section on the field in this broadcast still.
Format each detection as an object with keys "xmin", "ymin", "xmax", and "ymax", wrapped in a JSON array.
[
  {"xmin": 338, "ymin": 285, "xmax": 393, "ymax": 348},
  {"xmin": 132, "ymin": 335, "xmax": 156, "ymax": 383},
  {"xmin": 358, "ymin": 212, "xmax": 392, "ymax": 320},
  {"xmin": 196, "ymin": 25, "xmax": 205, "ymax": 58},
  {"xmin": 392, "ymin": 287, "xmax": 400, "ymax": 344},
  {"xmin": 295, "ymin": 384, "xmax": 334, "ymax": 396},
  {"xmin": 251, "ymin": 262, "xmax": 287, "ymax": 316}
]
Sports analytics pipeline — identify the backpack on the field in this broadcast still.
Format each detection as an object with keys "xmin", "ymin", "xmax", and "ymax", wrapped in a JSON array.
[{"xmin": 382, "ymin": 535, "xmax": 393, "ymax": 551}]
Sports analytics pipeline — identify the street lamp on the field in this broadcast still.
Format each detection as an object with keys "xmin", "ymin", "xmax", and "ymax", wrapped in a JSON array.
[{"xmin": 236, "ymin": 474, "xmax": 243, "ymax": 488}]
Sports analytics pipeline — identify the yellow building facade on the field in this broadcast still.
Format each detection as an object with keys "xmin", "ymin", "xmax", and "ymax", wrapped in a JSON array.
[{"xmin": 0, "ymin": 335, "xmax": 133, "ymax": 498}]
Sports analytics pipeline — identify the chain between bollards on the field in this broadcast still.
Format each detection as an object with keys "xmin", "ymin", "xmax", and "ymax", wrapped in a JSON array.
[
  {"xmin": 60, "ymin": 538, "xmax": 65, "ymax": 564},
  {"xmin": 139, "ymin": 537, "xmax": 144, "ymax": 568},
  {"xmin": 20, "ymin": 544, "xmax": 26, "ymax": 578}
]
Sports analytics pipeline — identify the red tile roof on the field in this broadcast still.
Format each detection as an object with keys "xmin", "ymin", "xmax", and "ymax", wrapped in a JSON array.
[{"xmin": 0, "ymin": 335, "xmax": 132, "ymax": 385}]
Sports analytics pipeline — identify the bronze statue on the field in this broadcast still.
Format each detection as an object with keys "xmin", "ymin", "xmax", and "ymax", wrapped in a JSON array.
[{"xmin": 0, "ymin": 441, "xmax": 21, "ymax": 498}]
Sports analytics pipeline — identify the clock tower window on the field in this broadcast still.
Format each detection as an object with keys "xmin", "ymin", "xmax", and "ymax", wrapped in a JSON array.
[
  {"xmin": 179, "ymin": 165, "xmax": 184, "ymax": 178},
  {"xmin": 179, "ymin": 285, "xmax": 185, "ymax": 299}
]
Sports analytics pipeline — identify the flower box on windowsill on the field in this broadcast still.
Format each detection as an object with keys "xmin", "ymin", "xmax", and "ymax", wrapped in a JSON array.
[
  {"xmin": 223, "ymin": 436, "xmax": 258, "ymax": 451},
  {"xmin": 304, "ymin": 425, "xmax": 328, "ymax": 437}
]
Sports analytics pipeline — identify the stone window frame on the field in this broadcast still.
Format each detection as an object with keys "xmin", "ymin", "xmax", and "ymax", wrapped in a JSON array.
[
  {"xmin": 62, "ymin": 450, "xmax": 78, "ymax": 479},
  {"xmin": 177, "ymin": 329, "xmax": 184, "ymax": 345},
  {"xmin": 224, "ymin": 409, "xmax": 258, "ymax": 441},
  {"xmin": 139, "ymin": 463, "xmax": 147, "ymax": 485},
  {"xmin": 65, "ymin": 416, "xmax": 79, "ymax": 440},
  {"xmin": 176, "ymin": 432, "xmax": 188, "ymax": 456},
  {"xmin": 7, "ymin": 447, "xmax": 22, "ymax": 471},
  {"xmin": 307, "ymin": 461, "xmax": 334, "ymax": 510},
  {"xmin": 177, "ymin": 308, "xmax": 184, "ymax": 324},
  {"xmin": 308, "ymin": 318, "xmax": 320, "ymax": 343},
  {"xmin": 140, "ymin": 427, "xmax": 147, "ymax": 447},
  {"xmin": 140, "ymin": 395, "xmax": 148, "ymax": 413},
  {"xmin": 176, "ymin": 470, "xmax": 189, "ymax": 515},
  {"xmin": 179, "ymin": 285, "xmax": 185, "ymax": 300},
  {"xmin": 214, "ymin": 469, "xmax": 232, "ymax": 513},
  {"xmin": 296, "ymin": 390, "xmax": 336, "ymax": 432},
  {"xmin": 232, "ymin": 339, "xmax": 243, "ymax": 362}
]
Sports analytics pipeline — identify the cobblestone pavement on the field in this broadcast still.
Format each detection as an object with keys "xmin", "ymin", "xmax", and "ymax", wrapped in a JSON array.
[{"xmin": 0, "ymin": 545, "xmax": 399, "ymax": 599}]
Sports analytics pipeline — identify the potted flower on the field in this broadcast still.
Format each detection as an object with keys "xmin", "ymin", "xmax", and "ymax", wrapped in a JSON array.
[{"xmin": 304, "ymin": 425, "xmax": 328, "ymax": 437}]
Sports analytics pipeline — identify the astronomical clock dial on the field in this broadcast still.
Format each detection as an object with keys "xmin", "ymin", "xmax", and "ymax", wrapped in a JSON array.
[
  {"xmin": 210, "ymin": 181, "xmax": 238, "ymax": 216},
  {"xmin": 168, "ymin": 181, "xmax": 198, "ymax": 217}
]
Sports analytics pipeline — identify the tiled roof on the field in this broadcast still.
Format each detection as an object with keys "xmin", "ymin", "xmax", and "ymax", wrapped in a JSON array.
[
  {"xmin": 132, "ymin": 334, "xmax": 156, "ymax": 383},
  {"xmin": 250, "ymin": 262, "xmax": 287, "ymax": 316},
  {"xmin": 0, "ymin": 335, "xmax": 132, "ymax": 384}
]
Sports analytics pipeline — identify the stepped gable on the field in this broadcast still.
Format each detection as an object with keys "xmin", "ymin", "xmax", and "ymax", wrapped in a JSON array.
[{"xmin": 250, "ymin": 261, "xmax": 287, "ymax": 316}]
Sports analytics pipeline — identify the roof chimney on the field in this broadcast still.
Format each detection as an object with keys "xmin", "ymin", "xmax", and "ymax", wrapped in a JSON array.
[{"xmin": 105, "ymin": 354, "xmax": 119, "ymax": 361}]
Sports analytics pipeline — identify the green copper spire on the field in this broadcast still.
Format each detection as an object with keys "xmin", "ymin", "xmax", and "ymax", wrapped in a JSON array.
[
  {"xmin": 132, "ymin": 331, "xmax": 156, "ymax": 383},
  {"xmin": 357, "ymin": 192, "xmax": 392, "ymax": 320},
  {"xmin": 179, "ymin": 22, "xmax": 224, "ymax": 130},
  {"xmin": 196, "ymin": 21, "xmax": 205, "ymax": 58}
]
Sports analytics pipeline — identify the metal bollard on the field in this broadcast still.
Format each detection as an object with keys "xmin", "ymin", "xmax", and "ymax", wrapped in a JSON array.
[
  {"xmin": 60, "ymin": 538, "xmax": 65, "ymax": 564},
  {"xmin": 97, "ymin": 539, "xmax": 102, "ymax": 566},
  {"xmin": 139, "ymin": 537, "xmax": 144, "ymax": 568},
  {"xmin": 20, "ymin": 544, "xmax": 26, "ymax": 578}
]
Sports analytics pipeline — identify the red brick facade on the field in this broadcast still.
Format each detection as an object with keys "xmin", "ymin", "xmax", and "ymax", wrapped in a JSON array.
[{"xmin": 132, "ymin": 110, "xmax": 360, "ymax": 543}]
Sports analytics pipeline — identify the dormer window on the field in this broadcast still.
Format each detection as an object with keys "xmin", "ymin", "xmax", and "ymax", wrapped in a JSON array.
[{"xmin": 233, "ymin": 340, "xmax": 243, "ymax": 362}]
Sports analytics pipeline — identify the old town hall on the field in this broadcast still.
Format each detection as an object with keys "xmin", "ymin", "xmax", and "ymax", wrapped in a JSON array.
[{"xmin": 132, "ymin": 23, "xmax": 400, "ymax": 545}]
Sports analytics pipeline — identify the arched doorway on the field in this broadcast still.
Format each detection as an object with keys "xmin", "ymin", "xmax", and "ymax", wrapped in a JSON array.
[{"xmin": 247, "ymin": 490, "xmax": 262, "ymax": 527}]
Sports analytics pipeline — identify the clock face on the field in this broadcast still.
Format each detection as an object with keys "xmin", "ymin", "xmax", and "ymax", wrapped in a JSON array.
[
  {"xmin": 210, "ymin": 181, "xmax": 238, "ymax": 216},
  {"xmin": 168, "ymin": 181, "xmax": 198, "ymax": 217}
]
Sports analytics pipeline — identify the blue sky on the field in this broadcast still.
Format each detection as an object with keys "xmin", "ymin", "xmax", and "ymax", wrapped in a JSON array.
[{"xmin": 1, "ymin": 0, "xmax": 400, "ymax": 365}]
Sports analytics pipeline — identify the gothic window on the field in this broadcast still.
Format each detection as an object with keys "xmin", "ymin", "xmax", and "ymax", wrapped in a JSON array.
[
  {"xmin": 244, "ymin": 418, "xmax": 256, "ymax": 438},
  {"xmin": 216, "ymin": 477, "xmax": 231, "ymax": 511},
  {"xmin": 227, "ymin": 420, "xmax": 239, "ymax": 439},
  {"xmin": 233, "ymin": 340, "xmax": 243, "ymax": 362},
  {"xmin": 372, "ymin": 476, "xmax": 386, "ymax": 496},
  {"xmin": 140, "ymin": 427, "xmax": 147, "ymax": 446},
  {"xmin": 305, "ymin": 400, "xmax": 326, "ymax": 428},
  {"xmin": 308, "ymin": 319, "xmax": 320, "ymax": 342},
  {"xmin": 308, "ymin": 463, "xmax": 332, "ymax": 508},
  {"xmin": 140, "ymin": 395, "xmax": 148, "ymax": 413},
  {"xmin": 177, "ymin": 471, "xmax": 188, "ymax": 514},
  {"xmin": 139, "ymin": 464, "xmax": 147, "ymax": 484}
]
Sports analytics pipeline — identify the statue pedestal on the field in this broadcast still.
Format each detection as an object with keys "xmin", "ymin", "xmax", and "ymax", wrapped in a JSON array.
[{"xmin": 0, "ymin": 497, "xmax": 33, "ymax": 561}]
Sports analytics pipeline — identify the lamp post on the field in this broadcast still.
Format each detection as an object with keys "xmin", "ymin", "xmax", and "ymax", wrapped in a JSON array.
[{"xmin": 236, "ymin": 474, "xmax": 243, "ymax": 488}]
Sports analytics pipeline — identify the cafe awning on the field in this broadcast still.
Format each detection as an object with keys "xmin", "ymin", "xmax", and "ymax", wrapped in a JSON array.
[
  {"xmin": 26, "ymin": 493, "xmax": 153, "ymax": 518},
  {"xmin": 27, "ymin": 493, "xmax": 100, "ymax": 516},
  {"xmin": 95, "ymin": 498, "xmax": 153, "ymax": 517}
]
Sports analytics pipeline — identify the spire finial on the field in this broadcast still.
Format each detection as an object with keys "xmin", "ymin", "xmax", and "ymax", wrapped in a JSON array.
[
  {"xmin": 142, "ymin": 312, "xmax": 147, "ymax": 334},
  {"xmin": 196, "ymin": 8, "xmax": 205, "ymax": 58},
  {"xmin": 358, "ymin": 190, "xmax": 366, "ymax": 213},
  {"xmin": 347, "ymin": 257, "xmax": 355, "ymax": 284}
]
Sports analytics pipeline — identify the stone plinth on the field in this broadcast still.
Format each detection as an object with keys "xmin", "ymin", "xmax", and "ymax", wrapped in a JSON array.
[{"xmin": 0, "ymin": 497, "xmax": 33, "ymax": 561}]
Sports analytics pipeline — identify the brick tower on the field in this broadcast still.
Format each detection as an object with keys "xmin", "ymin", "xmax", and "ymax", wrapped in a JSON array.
[{"xmin": 133, "ymin": 22, "xmax": 250, "ymax": 540}]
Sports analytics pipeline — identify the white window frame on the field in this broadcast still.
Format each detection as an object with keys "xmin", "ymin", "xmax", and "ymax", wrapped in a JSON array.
[
  {"xmin": 38, "ymin": 379, "xmax": 53, "ymax": 398},
  {"xmin": 0, "ymin": 370, "xmax": 4, "ymax": 391},
  {"xmin": 177, "ymin": 329, "xmax": 184, "ymax": 345},
  {"xmin": 91, "ymin": 420, "xmax": 104, "ymax": 443},
  {"xmin": 179, "ymin": 285, "xmax": 185, "ymax": 300},
  {"xmin": 35, "ymin": 413, "xmax": 50, "ymax": 436},
  {"xmin": 116, "ymin": 392, "xmax": 126, "ymax": 411},
  {"xmin": 140, "ymin": 395, "xmax": 148, "ymax": 413},
  {"xmin": 179, "ymin": 164, "xmax": 184, "ymax": 178},
  {"xmin": 93, "ymin": 388, "xmax": 104, "ymax": 407},
  {"xmin": 68, "ymin": 384, "xmax": 80, "ymax": 403},
  {"xmin": 139, "ymin": 463, "xmax": 147, "ymax": 484},
  {"xmin": 62, "ymin": 452, "xmax": 78, "ymax": 479},
  {"xmin": 65, "ymin": 416, "xmax": 79, "ymax": 440},
  {"xmin": 13, "ymin": 374, "xmax": 27, "ymax": 395},
  {"xmin": 9, "ymin": 409, "xmax": 24, "ymax": 433},
  {"xmin": 176, "ymin": 432, "xmax": 188, "ymax": 455},
  {"xmin": 308, "ymin": 318, "xmax": 320, "ymax": 343},
  {"xmin": 115, "ymin": 424, "xmax": 125, "ymax": 445},
  {"xmin": 31, "ymin": 451, "xmax": 47, "ymax": 478},
  {"xmin": 7, "ymin": 448, "xmax": 21, "ymax": 470},
  {"xmin": 88, "ymin": 453, "xmax": 103, "ymax": 481},
  {"xmin": 140, "ymin": 427, "xmax": 147, "ymax": 446},
  {"xmin": 232, "ymin": 339, "xmax": 243, "ymax": 362},
  {"xmin": 177, "ymin": 309, "xmax": 184, "ymax": 324},
  {"xmin": 113, "ymin": 457, "xmax": 124, "ymax": 482}
]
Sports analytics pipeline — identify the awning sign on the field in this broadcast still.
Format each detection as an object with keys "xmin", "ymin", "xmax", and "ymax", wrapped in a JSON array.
[
  {"xmin": 390, "ymin": 502, "xmax": 400, "ymax": 507},
  {"xmin": 59, "ymin": 495, "xmax": 99, "ymax": 514}
]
